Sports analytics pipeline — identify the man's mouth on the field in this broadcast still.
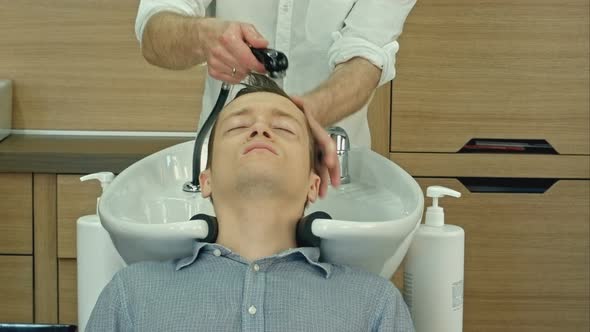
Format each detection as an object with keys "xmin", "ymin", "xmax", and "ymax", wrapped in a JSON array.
[{"xmin": 243, "ymin": 142, "xmax": 278, "ymax": 155}]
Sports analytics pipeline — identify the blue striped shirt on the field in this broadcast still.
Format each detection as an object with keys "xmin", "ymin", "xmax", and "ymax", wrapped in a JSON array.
[{"xmin": 86, "ymin": 242, "xmax": 415, "ymax": 331}]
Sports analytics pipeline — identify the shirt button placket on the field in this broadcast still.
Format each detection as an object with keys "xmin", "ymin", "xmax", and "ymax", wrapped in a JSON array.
[
  {"xmin": 249, "ymin": 264, "xmax": 261, "ymax": 317},
  {"xmin": 242, "ymin": 261, "xmax": 265, "ymax": 331}
]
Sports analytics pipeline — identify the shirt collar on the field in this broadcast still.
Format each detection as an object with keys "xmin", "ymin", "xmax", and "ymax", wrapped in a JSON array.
[{"xmin": 175, "ymin": 241, "xmax": 332, "ymax": 278}]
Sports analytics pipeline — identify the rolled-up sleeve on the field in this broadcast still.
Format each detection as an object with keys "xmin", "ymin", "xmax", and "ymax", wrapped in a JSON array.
[
  {"xmin": 327, "ymin": 0, "xmax": 417, "ymax": 86},
  {"xmin": 135, "ymin": 0, "xmax": 212, "ymax": 46}
]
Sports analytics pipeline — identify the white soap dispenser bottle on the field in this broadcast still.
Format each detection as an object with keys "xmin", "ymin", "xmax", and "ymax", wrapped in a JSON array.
[
  {"xmin": 77, "ymin": 172, "xmax": 126, "ymax": 332},
  {"xmin": 403, "ymin": 185, "xmax": 464, "ymax": 332}
]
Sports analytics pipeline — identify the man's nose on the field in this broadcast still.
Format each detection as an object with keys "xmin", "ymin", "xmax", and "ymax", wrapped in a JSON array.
[{"xmin": 248, "ymin": 122, "xmax": 272, "ymax": 139}]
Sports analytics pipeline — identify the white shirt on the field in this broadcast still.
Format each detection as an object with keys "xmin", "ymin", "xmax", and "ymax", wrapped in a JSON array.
[{"xmin": 136, "ymin": 0, "xmax": 416, "ymax": 148}]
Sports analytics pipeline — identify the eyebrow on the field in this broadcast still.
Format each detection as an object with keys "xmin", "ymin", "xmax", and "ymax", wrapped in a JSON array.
[{"xmin": 223, "ymin": 107, "xmax": 305, "ymax": 127}]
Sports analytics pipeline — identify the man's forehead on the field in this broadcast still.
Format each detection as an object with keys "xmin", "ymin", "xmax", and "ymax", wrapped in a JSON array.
[{"xmin": 221, "ymin": 92, "xmax": 305, "ymax": 121}]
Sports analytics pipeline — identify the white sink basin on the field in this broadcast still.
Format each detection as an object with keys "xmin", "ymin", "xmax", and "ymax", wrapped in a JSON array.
[{"xmin": 98, "ymin": 141, "xmax": 424, "ymax": 279}]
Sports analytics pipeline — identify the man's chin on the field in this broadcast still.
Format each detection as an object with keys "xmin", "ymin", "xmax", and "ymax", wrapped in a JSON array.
[
  {"xmin": 237, "ymin": 164, "xmax": 280, "ymax": 180},
  {"xmin": 235, "ymin": 173, "xmax": 283, "ymax": 197}
]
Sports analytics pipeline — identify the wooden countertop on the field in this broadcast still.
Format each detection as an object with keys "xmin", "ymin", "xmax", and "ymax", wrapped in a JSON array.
[{"xmin": 0, "ymin": 134, "xmax": 191, "ymax": 174}]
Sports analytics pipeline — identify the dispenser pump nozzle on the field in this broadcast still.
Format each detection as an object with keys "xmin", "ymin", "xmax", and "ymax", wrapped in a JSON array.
[
  {"xmin": 80, "ymin": 172, "xmax": 115, "ymax": 213},
  {"xmin": 425, "ymin": 186, "xmax": 461, "ymax": 227},
  {"xmin": 80, "ymin": 172, "xmax": 115, "ymax": 193}
]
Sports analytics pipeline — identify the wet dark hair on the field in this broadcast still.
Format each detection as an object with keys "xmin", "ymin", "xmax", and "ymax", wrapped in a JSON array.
[
  {"xmin": 206, "ymin": 73, "xmax": 317, "ymax": 171},
  {"xmin": 234, "ymin": 72, "xmax": 291, "ymax": 100}
]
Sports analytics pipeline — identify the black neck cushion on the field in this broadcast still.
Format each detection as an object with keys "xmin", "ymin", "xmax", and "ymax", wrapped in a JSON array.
[{"xmin": 189, "ymin": 211, "xmax": 332, "ymax": 248}]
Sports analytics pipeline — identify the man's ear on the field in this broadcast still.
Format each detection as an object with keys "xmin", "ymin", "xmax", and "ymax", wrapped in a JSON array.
[
  {"xmin": 306, "ymin": 172, "xmax": 321, "ymax": 203},
  {"xmin": 199, "ymin": 169, "xmax": 212, "ymax": 198}
]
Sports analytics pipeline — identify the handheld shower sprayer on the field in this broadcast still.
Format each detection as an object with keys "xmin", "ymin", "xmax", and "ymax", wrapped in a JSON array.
[
  {"xmin": 183, "ymin": 47, "xmax": 289, "ymax": 193},
  {"xmin": 250, "ymin": 48, "xmax": 289, "ymax": 78}
]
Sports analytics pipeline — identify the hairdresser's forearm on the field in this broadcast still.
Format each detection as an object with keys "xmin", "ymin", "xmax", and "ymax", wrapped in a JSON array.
[
  {"xmin": 303, "ymin": 57, "xmax": 381, "ymax": 127},
  {"xmin": 141, "ymin": 12, "xmax": 213, "ymax": 70}
]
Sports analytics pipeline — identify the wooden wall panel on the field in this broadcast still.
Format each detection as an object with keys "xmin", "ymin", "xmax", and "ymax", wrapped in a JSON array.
[
  {"xmin": 0, "ymin": 0, "xmax": 205, "ymax": 131},
  {"xmin": 0, "ymin": 173, "xmax": 32, "ymax": 254},
  {"xmin": 392, "ymin": 0, "xmax": 590, "ymax": 154},
  {"xmin": 0, "ymin": 256, "xmax": 33, "ymax": 323}
]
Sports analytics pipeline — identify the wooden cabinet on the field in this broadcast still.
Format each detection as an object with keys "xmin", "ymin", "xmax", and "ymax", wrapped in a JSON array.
[
  {"xmin": 388, "ymin": 152, "xmax": 590, "ymax": 331},
  {"xmin": 392, "ymin": 0, "xmax": 589, "ymax": 154},
  {"xmin": 389, "ymin": 138, "xmax": 589, "ymax": 329},
  {"xmin": 389, "ymin": 1, "xmax": 590, "ymax": 329},
  {"xmin": 0, "ymin": 173, "xmax": 32, "ymax": 254},
  {"xmin": 0, "ymin": 256, "xmax": 33, "ymax": 323},
  {"xmin": 411, "ymin": 178, "xmax": 590, "ymax": 332}
]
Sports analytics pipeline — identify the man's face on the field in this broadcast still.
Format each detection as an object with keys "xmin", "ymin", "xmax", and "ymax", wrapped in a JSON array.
[{"xmin": 200, "ymin": 92, "xmax": 320, "ymax": 206}]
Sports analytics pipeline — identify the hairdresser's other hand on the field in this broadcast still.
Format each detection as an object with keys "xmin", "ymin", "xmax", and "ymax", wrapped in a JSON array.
[
  {"xmin": 200, "ymin": 18, "xmax": 268, "ymax": 83},
  {"xmin": 291, "ymin": 96, "xmax": 341, "ymax": 198}
]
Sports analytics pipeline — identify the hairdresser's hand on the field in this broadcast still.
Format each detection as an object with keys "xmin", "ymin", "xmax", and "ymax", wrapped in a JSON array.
[
  {"xmin": 291, "ymin": 96, "xmax": 341, "ymax": 198},
  {"xmin": 200, "ymin": 18, "xmax": 268, "ymax": 84}
]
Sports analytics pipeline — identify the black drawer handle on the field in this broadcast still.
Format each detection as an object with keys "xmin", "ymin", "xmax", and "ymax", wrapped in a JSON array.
[
  {"xmin": 457, "ymin": 177, "xmax": 558, "ymax": 194},
  {"xmin": 458, "ymin": 138, "xmax": 558, "ymax": 155}
]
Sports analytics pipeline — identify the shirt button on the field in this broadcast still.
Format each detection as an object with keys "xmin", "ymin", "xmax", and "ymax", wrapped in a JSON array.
[
  {"xmin": 248, "ymin": 305, "xmax": 257, "ymax": 315},
  {"xmin": 213, "ymin": 249, "xmax": 221, "ymax": 257},
  {"xmin": 253, "ymin": 264, "xmax": 260, "ymax": 272}
]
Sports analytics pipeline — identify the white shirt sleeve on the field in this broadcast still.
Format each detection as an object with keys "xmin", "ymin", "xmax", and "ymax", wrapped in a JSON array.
[
  {"xmin": 135, "ymin": 0, "xmax": 213, "ymax": 46},
  {"xmin": 327, "ymin": 0, "xmax": 417, "ymax": 86}
]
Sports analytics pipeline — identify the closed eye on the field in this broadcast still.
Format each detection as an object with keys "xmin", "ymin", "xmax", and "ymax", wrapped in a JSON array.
[
  {"xmin": 228, "ymin": 125, "xmax": 248, "ymax": 132},
  {"xmin": 274, "ymin": 127, "xmax": 295, "ymax": 134}
]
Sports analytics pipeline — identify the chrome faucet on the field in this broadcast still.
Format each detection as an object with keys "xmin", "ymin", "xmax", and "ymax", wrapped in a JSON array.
[{"xmin": 327, "ymin": 126, "xmax": 351, "ymax": 184}]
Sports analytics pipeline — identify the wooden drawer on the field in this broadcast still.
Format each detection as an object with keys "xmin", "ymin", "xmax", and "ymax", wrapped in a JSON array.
[
  {"xmin": 411, "ymin": 178, "xmax": 589, "ymax": 331},
  {"xmin": 392, "ymin": 0, "xmax": 589, "ymax": 154},
  {"xmin": 0, "ymin": 173, "xmax": 32, "ymax": 254},
  {"xmin": 390, "ymin": 153, "xmax": 590, "ymax": 179},
  {"xmin": 57, "ymin": 175, "xmax": 102, "ymax": 258},
  {"xmin": 0, "ymin": 255, "xmax": 33, "ymax": 323},
  {"xmin": 58, "ymin": 259, "xmax": 77, "ymax": 325}
]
